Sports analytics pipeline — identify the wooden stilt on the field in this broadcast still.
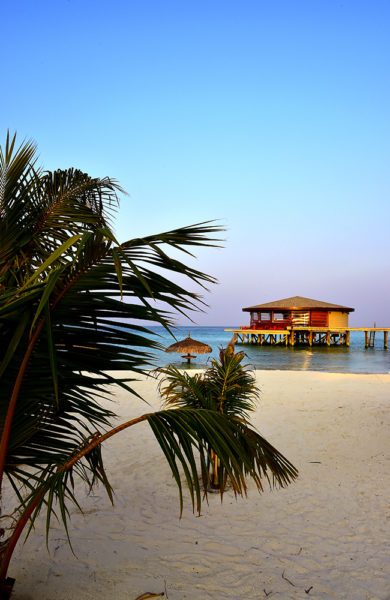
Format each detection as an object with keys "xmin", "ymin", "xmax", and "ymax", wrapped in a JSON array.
[
  {"xmin": 228, "ymin": 326, "xmax": 389, "ymax": 350},
  {"xmin": 368, "ymin": 324, "xmax": 376, "ymax": 347}
]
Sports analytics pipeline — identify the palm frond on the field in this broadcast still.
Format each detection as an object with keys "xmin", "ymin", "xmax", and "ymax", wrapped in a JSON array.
[
  {"xmin": 156, "ymin": 352, "xmax": 291, "ymax": 494},
  {"xmin": 147, "ymin": 409, "xmax": 298, "ymax": 513},
  {"xmin": 0, "ymin": 133, "xmax": 296, "ymax": 595},
  {"xmin": 205, "ymin": 353, "xmax": 260, "ymax": 418},
  {"xmin": 156, "ymin": 365, "xmax": 211, "ymax": 410}
]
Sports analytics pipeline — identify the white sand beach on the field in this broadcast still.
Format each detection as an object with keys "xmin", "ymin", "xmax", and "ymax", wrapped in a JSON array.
[{"xmin": 9, "ymin": 370, "xmax": 390, "ymax": 600}]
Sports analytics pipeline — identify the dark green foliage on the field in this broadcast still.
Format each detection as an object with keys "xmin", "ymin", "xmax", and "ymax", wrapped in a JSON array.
[
  {"xmin": 157, "ymin": 351, "xmax": 298, "ymax": 490},
  {"xmin": 0, "ymin": 132, "xmax": 297, "ymax": 594}
]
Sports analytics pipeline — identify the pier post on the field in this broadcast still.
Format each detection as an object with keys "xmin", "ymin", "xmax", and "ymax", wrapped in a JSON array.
[{"xmin": 229, "ymin": 326, "xmax": 388, "ymax": 350}]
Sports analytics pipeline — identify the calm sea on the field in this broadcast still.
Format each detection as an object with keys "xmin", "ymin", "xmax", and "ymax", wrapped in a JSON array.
[{"xmin": 139, "ymin": 326, "xmax": 390, "ymax": 374}]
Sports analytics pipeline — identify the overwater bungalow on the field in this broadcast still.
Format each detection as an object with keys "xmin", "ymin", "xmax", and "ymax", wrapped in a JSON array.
[
  {"xmin": 225, "ymin": 296, "xmax": 389, "ymax": 348},
  {"xmin": 243, "ymin": 296, "xmax": 354, "ymax": 329}
]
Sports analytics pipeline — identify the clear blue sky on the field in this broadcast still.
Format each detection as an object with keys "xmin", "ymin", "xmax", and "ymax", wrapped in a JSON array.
[{"xmin": 2, "ymin": 0, "xmax": 389, "ymax": 325}]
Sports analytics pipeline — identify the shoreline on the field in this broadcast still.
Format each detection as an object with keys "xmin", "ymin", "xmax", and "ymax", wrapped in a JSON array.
[
  {"xmin": 145, "ymin": 365, "xmax": 390, "ymax": 374},
  {"xmin": 10, "ymin": 370, "xmax": 390, "ymax": 599}
]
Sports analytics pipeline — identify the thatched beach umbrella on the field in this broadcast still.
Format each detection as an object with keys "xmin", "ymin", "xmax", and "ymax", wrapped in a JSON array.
[{"xmin": 165, "ymin": 332, "xmax": 212, "ymax": 364}]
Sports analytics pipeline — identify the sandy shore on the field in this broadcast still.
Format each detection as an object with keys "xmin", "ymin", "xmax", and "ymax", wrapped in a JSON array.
[{"xmin": 9, "ymin": 370, "xmax": 390, "ymax": 600}]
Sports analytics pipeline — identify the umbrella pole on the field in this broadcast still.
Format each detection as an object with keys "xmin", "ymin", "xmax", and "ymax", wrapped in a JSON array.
[{"xmin": 181, "ymin": 353, "xmax": 197, "ymax": 363}]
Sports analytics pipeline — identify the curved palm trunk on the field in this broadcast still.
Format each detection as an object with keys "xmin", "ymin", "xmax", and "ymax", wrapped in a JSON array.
[
  {"xmin": 0, "ymin": 414, "xmax": 149, "ymax": 594},
  {"xmin": 0, "ymin": 576, "xmax": 15, "ymax": 600},
  {"xmin": 0, "ymin": 488, "xmax": 45, "ymax": 599},
  {"xmin": 210, "ymin": 449, "xmax": 220, "ymax": 488},
  {"xmin": 0, "ymin": 320, "xmax": 45, "ymax": 490}
]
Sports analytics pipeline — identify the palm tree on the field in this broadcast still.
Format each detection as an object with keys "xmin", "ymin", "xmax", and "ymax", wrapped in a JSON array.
[
  {"xmin": 0, "ymin": 132, "xmax": 298, "ymax": 598},
  {"xmin": 158, "ymin": 347, "xmax": 295, "ymax": 490}
]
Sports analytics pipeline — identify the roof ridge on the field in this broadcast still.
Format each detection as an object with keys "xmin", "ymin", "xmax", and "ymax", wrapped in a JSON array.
[{"xmin": 242, "ymin": 296, "xmax": 354, "ymax": 312}]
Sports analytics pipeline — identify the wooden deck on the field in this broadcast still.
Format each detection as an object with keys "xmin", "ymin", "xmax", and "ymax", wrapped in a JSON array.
[{"xmin": 225, "ymin": 327, "xmax": 390, "ymax": 348}]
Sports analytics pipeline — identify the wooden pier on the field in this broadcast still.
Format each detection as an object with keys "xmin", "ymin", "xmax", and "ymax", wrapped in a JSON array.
[
  {"xmin": 235, "ymin": 297, "xmax": 389, "ymax": 349},
  {"xmin": 225, "ymin": 327, "xmax": 389, "ymax": 349}
]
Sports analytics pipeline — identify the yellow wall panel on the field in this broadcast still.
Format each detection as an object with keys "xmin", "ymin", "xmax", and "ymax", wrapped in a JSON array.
[{"xmin": 328, "ymin": 312, "xmax": 349, "ymax": 328}]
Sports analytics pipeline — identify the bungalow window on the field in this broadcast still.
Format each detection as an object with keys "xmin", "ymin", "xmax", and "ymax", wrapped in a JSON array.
[
  {"xmin": 260, "ymin": 312, "xmax": 271, "ymax": 321},
  {"xmin": 273, "ymin": 312, "xmax": 288, "ymax": 321}
]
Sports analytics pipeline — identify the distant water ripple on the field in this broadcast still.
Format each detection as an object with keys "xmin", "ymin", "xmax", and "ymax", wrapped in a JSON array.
[{"xmin": 126, "ymin": 326, "xmax": 390, "ymax": 374}]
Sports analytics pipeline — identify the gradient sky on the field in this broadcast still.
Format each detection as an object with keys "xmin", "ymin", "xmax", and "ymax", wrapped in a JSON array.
[{"xmin": 2, "ymin": 0, "xmax": 389, "ymax": 326}]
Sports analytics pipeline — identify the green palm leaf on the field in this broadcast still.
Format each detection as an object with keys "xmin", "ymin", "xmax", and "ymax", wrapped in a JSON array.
[
  {"xmin": 0, "ymin": 133, "xmax": 297, "ymax": 597},
  {"xmin": 157, "ymin": 350, "xmax": 289, "ymax": 491},
  {"xmin": 147, "ymin": 409, "xmax": 298, "ymax": 510}
]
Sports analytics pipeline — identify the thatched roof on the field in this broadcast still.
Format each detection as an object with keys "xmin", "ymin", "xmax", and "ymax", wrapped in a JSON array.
[
  {"xmin": 165, "ymin": 333, "xmax": 212, "ymax": 354},
  {"xmin": 243, "ymin": 296, "xmax": 354, "ymax": 312}
]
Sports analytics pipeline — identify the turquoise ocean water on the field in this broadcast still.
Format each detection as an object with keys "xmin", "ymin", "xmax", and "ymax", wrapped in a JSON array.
[{"xmin": 140, "ymin": 326, "xmax": 390, "ymax": 374}]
